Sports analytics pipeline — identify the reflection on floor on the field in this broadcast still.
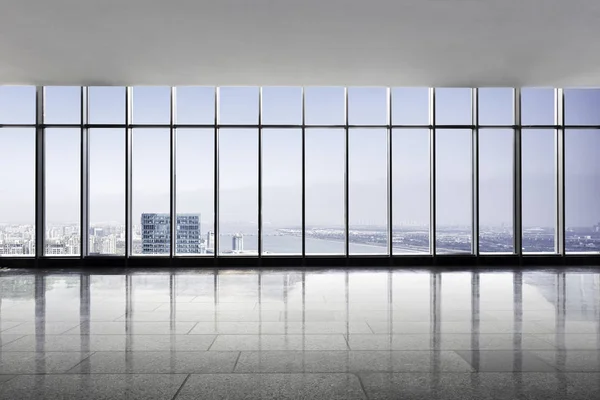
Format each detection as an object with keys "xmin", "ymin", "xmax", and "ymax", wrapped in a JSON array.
[{"xmin": 1, "ymin": 268, "xmax": 600, "ymax": 399}]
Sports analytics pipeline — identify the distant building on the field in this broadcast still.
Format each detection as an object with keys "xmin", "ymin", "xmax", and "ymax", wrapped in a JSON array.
[
  {"xmin": 142, "ymin": 213, "xmax": 201, "ymax": 254},
  {"xmin": 206, "ymin": 231, "xmax": 215, "ymax": 252},
  {"xmin": 232, "ymin": 233, "xmax": 244, "ymax": 253}
]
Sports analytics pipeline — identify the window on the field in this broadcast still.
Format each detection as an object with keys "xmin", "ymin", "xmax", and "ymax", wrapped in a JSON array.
[
  {"xmin": 392, "ymin": 129, "xmax": 430, "ymax": 254},
  {"xmin": 479, "ymin": 88, "xmax": 513, "ymax": 126},
  {"xmin": 522, "ymin": 88, "xmax": 554, "ymax": 126},
  {"xmin": 261, "ymin": 129, "xmax": 302, "ymax": 255},
  {"xmin": 218, "ymin": 129, "xmax": 258, "ymax": 255},
  {"xmin": 305, "ymin": 87, "xmax": 345, "ymax": 125},
  {"xmin": 89, "ymin": 87, "xmax": 126, "ymax": 124},
  {"xmin": 0, "ymin": 128, "xmax": 35, "ymax": 256},
  {"xmin": 435, "ymin": 88, "xmax": 471, "ymax": 126},
  {"xmin": 44, "ymin": 87, "xmax": 81, "ymax": 124},
  {"xmin": 132, "ymin": 87, "xmax": 170, "ymax": 125},
  {"xmin": 522, "ymin": 129, "xmax": 556, "ymax": 253},
  {"xmin": 176, "ymin": 87, "xmax": 214, "ymax": 125},
  {"xmin": 436, "ymin": 129, "xmax": 472, "ymax": 254},
  {"xmin": 0, "ymin": 86, "xmax": 35, "ymax": 124},
  {"xmin": 349, "ymin": 129, "xmax": 388, "ymax": 254},
  {"xmin": 479, "ymin": 129, "xmax": 514, "ymax": 253},
  {"xmin": 392, "ymin": 88, "xmax": 429, "ymax": 125},
  {"xmin": 89, "ymin": 129, "xmax": 125, "ymax": 255},
  {"xmin": 132, "ymin": 129, "xmax": 170, "ymax": 255},
  {"xmin": 219, "ymin": 87, "xmax": 258, "ymax": 125},
  {"xmin": 305, "ymin": 129, "xmax": 345, "ymax": 254},
  {"xmin": 566, "ymin": 129, "xmax": 600, "ymax": 253},
  {"xmin": 261, "ymin": 87, "xmax": 302, "ymax": 125},
  {"xmin": 45, "ymin": 128, "xmax": 80, "ymax": 256},
  {"xmin": 176, "ymin": 129, "xmax": 214, "ymax": 255}
]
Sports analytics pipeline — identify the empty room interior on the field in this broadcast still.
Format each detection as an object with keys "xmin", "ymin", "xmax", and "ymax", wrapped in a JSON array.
[{"xmin": 1, "ymin": 0, "xmax": 600, "ymax": 399}]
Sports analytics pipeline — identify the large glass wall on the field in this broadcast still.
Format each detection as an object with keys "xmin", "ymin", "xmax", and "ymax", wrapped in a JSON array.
[{"xmin": 0, "ymin": 86, "xmax": 598, "ymax": 260}]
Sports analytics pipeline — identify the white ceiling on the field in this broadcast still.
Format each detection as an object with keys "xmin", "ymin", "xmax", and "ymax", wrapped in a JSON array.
[{"xmin": 1, "ymin": 0, "xmax": 600, "ymax": 86}]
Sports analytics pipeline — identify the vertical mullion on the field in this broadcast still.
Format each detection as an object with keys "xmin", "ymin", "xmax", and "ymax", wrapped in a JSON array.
[
  {"xmin": 513, "ymin": 88, "xmax": 523, "ymax": 257},
  {"xmin": 125, "ymin": 87, "xmax": 132, "ymax": 257},
  {"xmin": 555, "ymin": 88, "xmax": 566, "ymax": 255},
  {"xmin": 472, "ymin": 88, "xmax": 480, "ymax": 256},
  {"xmin": 429, "ymin": 88, "xmax": 436, "ymax": 256},
  {"xmin": 214, "ymin": 88, "xmax": 219, "ymax": 258},
  {"xmin": 35, "ymin": 86, "xmax": 45, "ymax": 259},
  {"xmin": 258, "ymin": 88, "xmax": 263, "ymax": 258},
  {"xmin": 170, "ymin": 87, "xmax": 177, "ymax": 258},
  {"xmin": 80, "ymin": 87, "xmax": 89, "ymax": 257},
  {"xmin": 301, "ymin": 87, "xmax": 306, "ymax": 258},
  {"xmin": 387, "ymin": 88, "xmax": 393, "ymax": 258},
  {"xmin": 344, "ymin": 87, "xmax": 349, "ymax": 258}
]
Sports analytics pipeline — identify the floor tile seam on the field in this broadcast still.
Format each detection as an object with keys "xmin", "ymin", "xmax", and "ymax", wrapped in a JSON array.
[
  {"xmin": 0, "ymin": 334, "xmax": 27, "ymax": 347},
  {"xmin": 170, "ymin": 373, "xmax": 191, "ymax": 400},
  {"xmin": 111, "ymin": 313, "xmax": 127, "ymax": 322},
  {"xmin": 61, "ymin": 351, "xmax": 97, "ymax": 373},
  {"xmin": 0, "ymin": 321, "xmax": 25, "ymax": 333},
  {"xmin": 350, "ymin": 372, "xmax": 370, "ymax": 400},
  {"xmin": 184, "ymin": 321, "xmax": 201, "ymax": 335},
  {"xmin": 57, "ymin": 323, "xmax": 83, "ymax": 335},
  {"xmin": 231, "ymin": 352, "xmax": 242, "ymax": 372},
  {"xmin": 205, "ymin": 335, "xmax": 219, "ymax": 351}
]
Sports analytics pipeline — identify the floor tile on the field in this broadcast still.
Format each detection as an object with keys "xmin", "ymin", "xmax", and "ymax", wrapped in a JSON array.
[
  {"xmin": 1, "ymin": 322, "xmax": 82, "ymax": 335},
  {"xmin": 0, "ymin": 334, "xmax": 216, "ymax": 352},
  {"xmin": 564, "ymin": 373, "xmax": 600, "ymax": 399},
  {"xmin": 189, "ymin": 321, "xmax": 372, "ymax": 335},
  {"xmin": 0, "ymin": 375, "xmax": 16, "ymax": 384},
  {"xmin": 209, "ymin": 334, "xmax": 349, "ymax": 351},
  {"xmin": 0, "ymin": 352, "xmax": 92, "ymax": 374},
  {"xmin": 69, "ymin": 351, "xmax": 238, "ymax": 373},
  {"xmin": 534, "ymin": 334, "xmax": 600, "ymax": 350},
  {"xmin": 358, "ymin": 372, "xmax": 566, "ymax": 400},
  {"xmin": 62, "ymin": 321, "xmax": 197, "ymax": 335},
  {"xmin": 0, "ymin": 322, "xmax": 22, "ymax": 332},
  {"xmin": 455, "ymin": 350, "xmax": 559, "ymax": 372},
  {"xmin": 0, "ymin": 374, "xmax": 187, "ymax": 400},
  {"xmin": 175, "ymin": 373, "xmax": 366, "ymax": 400},
  {"xmin": 531, "ymin": 350, "xmax": 600, "ymax": 372},
  {"xmin": 234, "ymin": 350, "xmax": 473, "ymax": 373},
  {"xmin": 0, "ymin": 334, "xmax": 26, "ymax": 348}
]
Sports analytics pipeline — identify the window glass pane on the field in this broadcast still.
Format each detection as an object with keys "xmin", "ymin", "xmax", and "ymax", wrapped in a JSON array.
[
  {"xmin": 44, "ymin": 86, "xmax": 80, "ymax": 124},
  {"xmin": 522, "ymin": 88, "xmax": 554, "ymax": 126},
  {"xmin": 262, "ymin": 129, "xmax": 302, "ymax": 255},
  {"xmin": 522, "ymin": 129, "xmax": 555, "ymax": 253},
  {"xmin": 89, "ymin": 129, "xmax": 125, "ymax": 256},
  {"xmin": 0, "ymin": 128, "xmax": 35, "ymax": 256},
  {"xmin": 176, "ymin": 87, "xmax": 214, "ymax": 125},
  {"xmin": 219, "ymin": 87, "xmax": 259, "ymax": 125},
  {"xmin": 392, "ymin": 129, "xmax": 430, "ymax": 254},
  {"xmin": 45, "ymin": 128, "xmax": 80, "ymax": 256},
  {"xmin": 435, "ymin": 88, "xmax": 471, "ymax": 125},
  {"xmin": 566, "ymin": 129, "xmax": 600, "ymax": 253},
  {"xmin": 89, "ymin": 87, "xmax": 126, "ymax": 124},
  {"xmin": 392, "ymin": 88, "xmax": 429, "ymax": 125},
  {"xmin": 565, "ymin": 89, "xmax": 600, "ymax": 126},
  {"xmin": 348, "ymin": 87, "xmax": 387, "ymax": 125},
  {"xmin": 305, "ymin": 128, "xmax": 345, "ymax": 254},
  {"xmin": 479, "ymin": 129, "xmax": 514, "ymax": 253},
  {"xmin": 132, "ymin": 87, "xmax": 170, "ymax": 125},
  {"xmin": 436, "ymin": 129, "xmax": 472, "ymax": 254},
  {"xmin": 305, "ymin": 87, "xmax": 345, "ymax": 125},
  {"xmin": 0, "ymin": 86, "xmax": 35, "ymax": 124},
  {"xmin": 219, "ymin": 129, "xmax": 258, "ymax": 254},
  {"xmin": 349, "ymin": 129, "xmax": 387, "ymax": 254},
  {"xmin": 479, "ymin": 88, "xmax": 513, "ymax": 125},
  {"xmin": 132, "ymin": 129, "xmax": 170, "ymax": 255},
  {"xmin": 262, "ymin": 87, "xmax": 302, "ymax": 125},
  {"xmin": 176, "ymin": 128, "xmax": 214, "ymax": 255}
]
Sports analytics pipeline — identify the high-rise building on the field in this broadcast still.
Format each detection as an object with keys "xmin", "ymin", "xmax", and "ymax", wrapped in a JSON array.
[
  {"xmin": 142, "ymin": 213, "xmax": 201, "ymax": 254},
  {"xmin": 232, "ymin": 233, "xmax": 244, "ymax": 253}
]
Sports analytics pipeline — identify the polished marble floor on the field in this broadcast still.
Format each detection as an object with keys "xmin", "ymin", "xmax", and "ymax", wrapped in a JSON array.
[{"xmin": 0, "ymin": 268, "xmax": 600, "ymax": 399}]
